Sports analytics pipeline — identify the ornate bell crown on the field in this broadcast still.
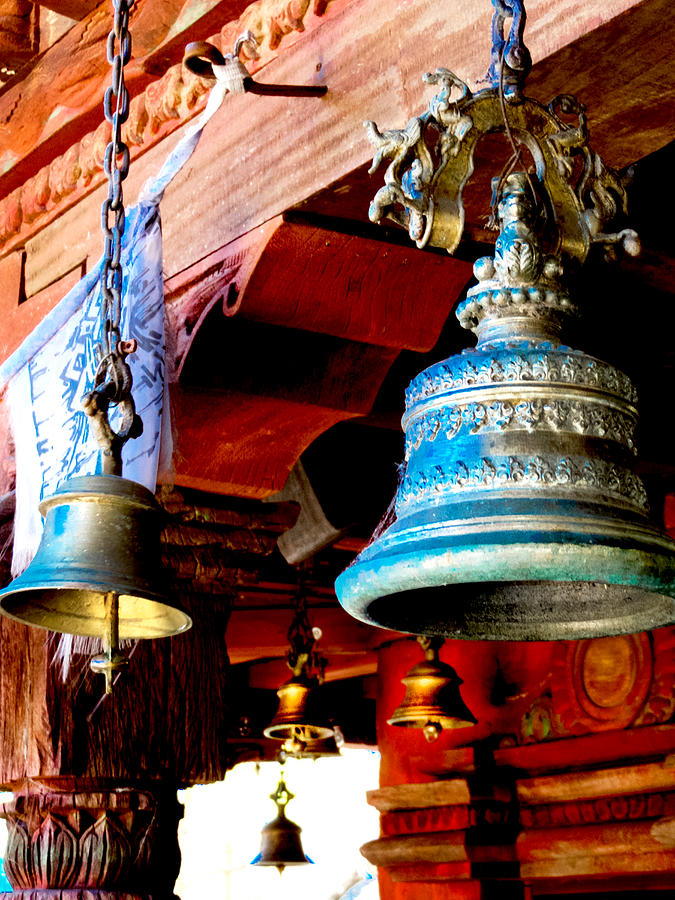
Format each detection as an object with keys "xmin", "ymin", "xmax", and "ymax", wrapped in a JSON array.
[{"xmin": 335, "ymin": 1, "xmax": 675, "ymax": 640}]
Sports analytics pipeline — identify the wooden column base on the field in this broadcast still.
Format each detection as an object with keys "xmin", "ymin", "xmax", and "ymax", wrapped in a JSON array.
[{"xmin": 0, "ymin": 781, "xmax": 182, "ymax": 900}]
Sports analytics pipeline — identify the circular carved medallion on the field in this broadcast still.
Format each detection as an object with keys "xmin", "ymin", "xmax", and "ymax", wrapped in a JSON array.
[{"xmin": 554, "ymin": 633, "xmax": 653, "ymax": 732}]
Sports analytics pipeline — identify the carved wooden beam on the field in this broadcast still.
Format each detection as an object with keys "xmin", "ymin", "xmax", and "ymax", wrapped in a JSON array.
[
  {"xmin": 166, "ymin": 218, "xmax": 471, "ymax": 497},
  {"xmin": 38, "ymin": 0, "xmax": 99, "ymax": 19},
  {"xmin": 0, "ymin": 0, "xmax": 35, "ymax": 77},
  {"xmin": 2, "ymin": 0, "xmax": 672, "ymax": 266}
]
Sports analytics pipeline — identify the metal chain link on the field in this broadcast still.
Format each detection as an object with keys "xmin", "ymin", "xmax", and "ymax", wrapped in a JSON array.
[
  {"xmin": 287, "ymin": 570, "xmax": 315, "ymax": 673},
  {"xmin": 100, "ymin": 0, "xmax": 132, "ymax": 364},
  {"xmin": 287, "ymin": 567, "xmax": 326, "ymax": 680},
  {"xmin": 82, "ymin": 0, "xmax": 142, "ymax": 476}
]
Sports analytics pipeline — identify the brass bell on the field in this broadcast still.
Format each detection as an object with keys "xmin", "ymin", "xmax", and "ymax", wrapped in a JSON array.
[
  {"xmin": 0, "ymin": 474, "xmax": 192, "ymax": 687},
  {"xmin": 264, "ymin": 675, "xmax": 334, "ymax": 744},
  {"xmin": 251, "ymin": 774, "xmax": 313, "ymax": 874},
  {"xmin": 281, "ymin": 730, "xmax": 342, "ymax": 759},
  {"xmin": 388, "ymin": 637, "xmax": 477, "ymax": 742}
]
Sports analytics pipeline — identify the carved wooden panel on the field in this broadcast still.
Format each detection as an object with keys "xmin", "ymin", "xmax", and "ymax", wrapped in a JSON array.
[{"xmin": 0, "ymin": 0, "xmax": 36, "ymax": 77}]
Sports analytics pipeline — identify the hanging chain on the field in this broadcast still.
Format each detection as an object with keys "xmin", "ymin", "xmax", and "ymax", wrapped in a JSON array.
[
  {"xmin": 83, "ymin": 0, "xmax": 142, "ymax": 476},
  {"xmin": 286, "ymin": 566, "xmax": 325, "ymax": 680},
  {"xmin": 100, "ymin": 0, "xmax": 132, "ymax": 359}
]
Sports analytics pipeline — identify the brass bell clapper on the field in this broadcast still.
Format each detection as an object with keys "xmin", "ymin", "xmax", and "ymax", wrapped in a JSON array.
[
  {"xmin": 264, "ymin": 572, "xmax": 334, "ymax": 747},
  {"xmin": 251, "ymin": 769, "xmax": 313, "ymax": 874},
  {"xmin": 0, "ymin": 0, "xmax": 191, "ymax": 691},
  {"xmin": 336, "ymin": 0, "xmax": 675, "ymax": 641},
  {"xmin": 388, "ymin": 637, "xmax": 477, "ymax": 742}
]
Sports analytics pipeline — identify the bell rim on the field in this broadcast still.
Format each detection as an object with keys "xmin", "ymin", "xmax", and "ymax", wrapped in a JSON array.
[
  {"xmin": 336, "ymin": 540, "xmax": 675, "ymax": 640},
  {"xmin": 0, "ymin": 582, "xmax": 192, "ymax": 639},
  {"xmin": 263, "ymin": 721, "xmax": 335, "ymax": 741},
  {"xmin": 387, "ymin": 710, "xmax": 476, "ymax": 729}
]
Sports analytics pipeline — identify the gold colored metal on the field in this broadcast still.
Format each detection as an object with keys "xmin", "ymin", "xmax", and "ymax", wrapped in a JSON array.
[
  {"xmin": 388, "ymin": 637, "xmax": 477, "ymax": 741},
  {"xmin": 251, "ymin": 774, "xmax": 312, "ymax": 874},
  {"xmin": 0, "ymin": 474, "xmax": 192, "ymax": 642},
  {"xmin": 89, "ymin": 592, "xmax": 129, "ymax": 693},
  {"xmin": 281, "ymin": 731, "xmax": 342, "ymax": 759},
  {"xmin": 263, "ymin": 676, "xmax": 334, "ymax": 744}
]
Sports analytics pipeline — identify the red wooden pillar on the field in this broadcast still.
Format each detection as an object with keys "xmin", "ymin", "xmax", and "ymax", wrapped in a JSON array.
[{"xmin": 368, "ymin": 632, "xmax": 675, "ymax": 898}]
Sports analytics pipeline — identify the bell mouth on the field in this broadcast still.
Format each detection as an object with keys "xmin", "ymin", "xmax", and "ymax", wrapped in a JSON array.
[
  {"xmin": 387, "ymin": 711, "xmax": 475, "ymax": 730},
  {"xmin": 264, "ymin": 721, "xmax": 335, "ymax": 742},
  {"xmin": 0, "ymin": 588, "xmax": 192, "ymax": 639},
  {"xmin": 345, "ymin": 578, "xmax": 675, "ymax": 641},
  {"xmin": 336, "ymin": 493, "xmax": 675, "ymax": 640}
]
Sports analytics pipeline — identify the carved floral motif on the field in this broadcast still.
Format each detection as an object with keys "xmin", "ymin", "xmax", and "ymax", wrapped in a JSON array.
[
  {"xmin": 0, "ymin": 787, "xmax": 181, "ymax": 898},
  {"xmin": 396, "ymin": 454, "xmax": 649, "ymax": 514},
  {"xmin": 0, "ymin": 0, "xmax": 336, "ymax": 250},
  {"xmin": 405, "ymin": 346, "xmax": 638, "ymax": 408},
  {"xmin": 405, "ymin": 399, "xmax": 637, "ymax": 459},
  {"xmin": 521, "ymin": 790, "xmax": 675, "ymax": 829}
]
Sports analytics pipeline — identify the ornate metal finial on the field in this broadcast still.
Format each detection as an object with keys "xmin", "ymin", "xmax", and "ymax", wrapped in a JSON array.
[
  {"xmin": 364, "ymin": 1, "xmax": 639, "ymax": 278},
  {"xmin": 270, "ymin": 774, "xmax": 294, "ymax": 815}
]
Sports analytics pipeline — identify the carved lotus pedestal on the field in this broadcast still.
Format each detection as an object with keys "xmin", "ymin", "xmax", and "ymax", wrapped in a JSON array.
[{"xmin": 0, "ymin": 783, "xmax": 182, "ymax": 900}]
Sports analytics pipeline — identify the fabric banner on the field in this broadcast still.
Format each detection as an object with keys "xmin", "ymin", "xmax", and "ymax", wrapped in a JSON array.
[{"xmin": 0, "ymin": 63, "xmax": 233, "ymax": 575}]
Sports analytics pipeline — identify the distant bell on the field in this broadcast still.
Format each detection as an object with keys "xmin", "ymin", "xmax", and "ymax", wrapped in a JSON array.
[
  {"xmin": 263, "ymin": 675, "xmax": 334, "ymax": 744},
  {"xmin": 251, "ymin": 775, "xmax": 313, "ymax": 874},
  {"xmin": 388, "ymin": 638, "xmax": 477, "ymax": 741},
  {"xmin": 336, "ymin": 174, "xmax": 675, "ymax": 641},
  {"xmin": 0, "ymin": 474, "xmax": 191, "ymax": 639}
]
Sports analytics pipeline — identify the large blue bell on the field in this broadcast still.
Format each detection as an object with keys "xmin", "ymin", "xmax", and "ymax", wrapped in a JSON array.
[
  {"xmin": 335, "ymin": 13, "xmax": 675, "ymax": 641},
  {"xmin": 335, "ymin": 170, "xmax": 675, "ymax": 640}
]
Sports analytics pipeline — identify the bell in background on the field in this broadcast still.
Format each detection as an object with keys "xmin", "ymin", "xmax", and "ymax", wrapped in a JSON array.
[
  {"xmin": 335, "ymin": 30, "xmax": 675, "ymax": 641},
  {"xmin": 251, "ymin": 772, "xmax": 313, "ymax": 874},
  {"xmin": 264, "ymin": 674, "xmax": 334, "ymax": 745},
  {"xmin": 265, "ymin": 571, "xmax": 335, "ymax": 747},
  {"xmin": 0, "ymin": 474, "xmax": 192, "ymax": 689},
  {"xmin": 388, "ymin": 637, "xmax": 477, "ymax": 742},
  {"xmin": 280, "ymin": 727, "xmax": 344, "ymax": 760}
]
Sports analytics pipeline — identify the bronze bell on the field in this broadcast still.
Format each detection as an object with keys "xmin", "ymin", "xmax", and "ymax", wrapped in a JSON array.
[
  {"xmin": 264, "ymin": 675, "xmax": 334, "ymax": 744},
  {"xmin": 251, "ymin": 774, "xmax": 312, "ymax": 874},
  {"xmin": 281, "ymin": 731, "xmax": 342, "ymax": 759},
  {"xmin": 0, "ymin": 474, "xmax": 192, "ymax": 658},
  {"xmin": 388, "ymin": 637, "xmax": 477, "ymax": 742},
  {"xmin": 335, "ymin": 18, "xmax": 675, "ymax": 641},
  {"xmin": 335, "ymin": 164, "xmax": 675, "ymax": 640}
]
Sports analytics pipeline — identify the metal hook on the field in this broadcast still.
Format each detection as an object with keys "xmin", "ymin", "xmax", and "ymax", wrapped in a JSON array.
[{"xmin": 183, "ymin": 39, "xmax": 327, "ymax": 98}]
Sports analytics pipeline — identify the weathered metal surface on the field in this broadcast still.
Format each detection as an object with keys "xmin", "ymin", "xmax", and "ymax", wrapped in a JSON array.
[
  {"xmin": 0, "ymin": 474, "xmax": 192, "ymax": 639},
  {"xmin": 336, "ymin": 33, "xmax": 675, "ymax": 639}
]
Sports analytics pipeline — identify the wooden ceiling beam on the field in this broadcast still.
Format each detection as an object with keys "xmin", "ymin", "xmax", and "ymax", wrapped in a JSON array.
[
  {"xmin": 4, "ymin": 0, "xmax": 672, "ymax": 271},
  {"xmin": 38, "ymin": 0, "xmax": 99, "ymax": 20}
]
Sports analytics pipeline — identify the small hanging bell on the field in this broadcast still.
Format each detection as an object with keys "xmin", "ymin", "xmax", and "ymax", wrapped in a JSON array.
[
  {"xmin": 0, "ymin": 474, "xmax": 192, "ymax": 689},
  {"xmin": 251, "ymin": 773, "xmax": 313, "ymax": 874},
  {"xmin": 388, "ymin": 637, "xmax": 477, "ymax": 742},
  {"xmin": 264, "ymin": 675, "xmax": 334, "ymax": 744},
  {"xmin": 281, "ymin": 728, "xmax": 343, "ymax": 759}
]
